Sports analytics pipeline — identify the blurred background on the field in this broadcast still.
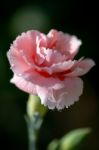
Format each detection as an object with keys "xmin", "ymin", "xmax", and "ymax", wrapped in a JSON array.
[{"xmin": 0, "ymin": 0, "xmax": 98, "ymax": 149}]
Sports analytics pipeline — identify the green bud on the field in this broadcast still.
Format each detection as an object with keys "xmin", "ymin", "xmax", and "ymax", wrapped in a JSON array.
[{"xmin": 27, "ymin": 95, "xmax": 48, "ymax": 120}]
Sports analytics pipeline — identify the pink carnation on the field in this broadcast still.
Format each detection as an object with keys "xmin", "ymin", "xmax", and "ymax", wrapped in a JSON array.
[{"xmin": 7, "ymin": 29, "xmax": 95, "ymax": 110}]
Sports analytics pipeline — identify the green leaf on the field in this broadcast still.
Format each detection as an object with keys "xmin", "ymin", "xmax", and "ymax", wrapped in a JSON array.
[
  {"xmin": 59, "ymin": 128, "xmax": 91, "ymax": 150},
  {"xmin": 47, "ymin": 128, "xmax": 91, "ymax": 150},
  {"xmin": 47, "ymin": 139, "xmax": 59, "ymax": 150}
]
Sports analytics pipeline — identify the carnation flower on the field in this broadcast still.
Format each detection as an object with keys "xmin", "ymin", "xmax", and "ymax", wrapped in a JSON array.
[{"xmin": 7, "ymin": 29, "xmax": 95, "ymax": 110}]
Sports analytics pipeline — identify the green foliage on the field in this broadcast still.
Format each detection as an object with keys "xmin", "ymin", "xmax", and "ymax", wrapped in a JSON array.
[{"xmin": 47, "ymin": 128, "xmax": 91, "ymax": 150}]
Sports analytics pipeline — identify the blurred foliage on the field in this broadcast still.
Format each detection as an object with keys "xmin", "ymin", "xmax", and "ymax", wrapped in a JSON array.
[
  {"xmin": 9, "ymin": 6, "xmax": 51, "ymax": 37},
  {"xmin": 47, "ymin": 128, "xmax": 91, "ymax": 150}
]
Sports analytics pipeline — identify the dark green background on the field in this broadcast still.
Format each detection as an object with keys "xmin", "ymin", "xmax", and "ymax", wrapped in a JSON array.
[{"xmin": 0, "ymin": 0, "xmax": 98, "ymax": 150}]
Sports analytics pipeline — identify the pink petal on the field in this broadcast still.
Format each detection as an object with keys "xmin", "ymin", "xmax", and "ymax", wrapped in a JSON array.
[
  {"xmin": 7, "ymin": 47, "xmax": 31, "ymax": 75},
  {"xmin": 54, "ymin": 77, "xmax": 83, "ymax": 109},
  {"xmin": 36, "ymin": 77, "xmax": 83, "ymax": 110},
  {"xmin": 13, "ymin": 30, "xmax": 47, "ymax": 54},
  {"xmin": 56, "ymin": 31, "xmax": 82, "ymax": 59},
  {"xmin": 36, "ymin": 86, "xmax": 56, "ymax": 109},
  {"xmin": 36, "ymin": 60, "xmax": 75, "ymax": 75},
  {"xmin": 22, "ymin": 69, "xmax": 64, "ymax": 89},
  {"xmin": 13, "ymin": 31, "xmax": 37, "ymax": 58},
  {"xmin": 69, "ymin": 36, "xmax": 82, "ymax": 59},
  {"xmin": 47, "ymin": 29, "xmax": 82, "ymax": 59},
  {"xmin": 7, "ymin": 30, "xmax": 48, "ymax": 75},
  {"xmin": 12, "ymin": 30, "xmax": 47, "ymax": 65},
  {"xmin": 47, "ymin": 29, "xmax": 58, "ymax": 48},
  {"xmin": 7, "ymin": 31, "xmax": 38, "ymax": 75},
  {"xmin": 66, "ymin": 58, "xmax": 95, "ymax": 77},
  {"xmin": 10, "ymin": 74, "xmax": 37, "ymax": 94},
  {"xmin": 35, "ymin": 37, "xmax": 46, "ymax": 65},
  {"xmin": 44, "ymin": 49, "xmax": 66, "ymax": 66}
]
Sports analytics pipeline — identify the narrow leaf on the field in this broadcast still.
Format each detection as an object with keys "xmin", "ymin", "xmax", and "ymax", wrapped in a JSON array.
[{"xmin": 59, "ymin": 128, "xmax": 91, "ymax": 150}]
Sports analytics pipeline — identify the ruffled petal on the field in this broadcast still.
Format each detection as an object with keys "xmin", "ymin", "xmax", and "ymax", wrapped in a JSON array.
[
  {"xmin": 36, "ymin": 60, "xmax": 75, "ymax": 75},
  {"xmin": 47, "ymin": 29, "xmax": 58, "ymax": 48},
  {"xmin": 44, "ymin": 49, "xmax": 66, "ymax": 66},
  {"xmin": 47, "ymin": 29, "xmax": 82, "ymax": 59},
  {"xmin": 7, "ymin": 47, "xmax": 31, "ymax": 75},
  {"xmin": 54, "ymin": 77, "xmax": 83, "ymax": 109},
  {"xmin": 36, "ymin": 86, "xmax": 56, "ymax": 109},
  {"xmin": 11, "ymin": 74, "xmax": 37, "ymax": 94},
  {"xmin": 13, "ymin": 31, "xmax": 38, "ymax": 58},
  {"xmin": 65, "ymin": 58, "xmax": 95, "ymax": 77},
  {"xmin": 36, "ymin": 77, "xmax": 83, "ymax": 110},
  {"xmin": 22, "ymin": 69, "xmax": 64, "ymax": 89}
]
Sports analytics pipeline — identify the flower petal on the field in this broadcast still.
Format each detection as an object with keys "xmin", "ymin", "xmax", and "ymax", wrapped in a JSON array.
[
  {"xmin": 23, "ymin": 69, "xmax": 64, "ymax": 89},
  {"xmin": 54, "ymin": 77, "xmax": 83, "ymax": 109},
  {"xmin": 36, "ymin": 77, "xmax": 83, "ymax": 110},
  {"xmin": 44, "ymin": 49, "xmax": 66, "ymax": 66},
  {"xmin": 36, "ymin": 60, "xmax": 75, "ymax": 75},
  {"xmin": 66, "ymin": 59, "xmax": 95, "ymax": 77},
  {"xmin": 47, "ymin": 29, "xmax": 58, "ymax": 48},
  {"xmin": 10, "ymin": 74, "xmax": 37, "ymax": 94},
  {"xmin": 7, "ymin": 47, "xmax": 31, "ymax": 75},
  {"xmin": 36, "ymin": 86, "xmax": 56, "ymax": 109},
  {"xmin": 48, "ymin": 30, "xmax": 82, "ymax": 59},
  {"xmin": 13, "ymin": 31, "xmax": 38, "ymax": 58}
]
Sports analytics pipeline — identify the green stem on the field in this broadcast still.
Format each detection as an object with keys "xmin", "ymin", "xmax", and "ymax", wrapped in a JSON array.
[
  {"xmin": 26, "ymin": 95, "xmax": 48, "ymax": 150},
  {"xmin": 27, "ymin": 112, "xmax": 42, "ymax": 150}
]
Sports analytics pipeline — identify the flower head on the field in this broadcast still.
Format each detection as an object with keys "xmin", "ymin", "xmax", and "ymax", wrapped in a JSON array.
[{"xmin": 7, "ymin": 29, "xmax": 95, "ymax": 110}]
